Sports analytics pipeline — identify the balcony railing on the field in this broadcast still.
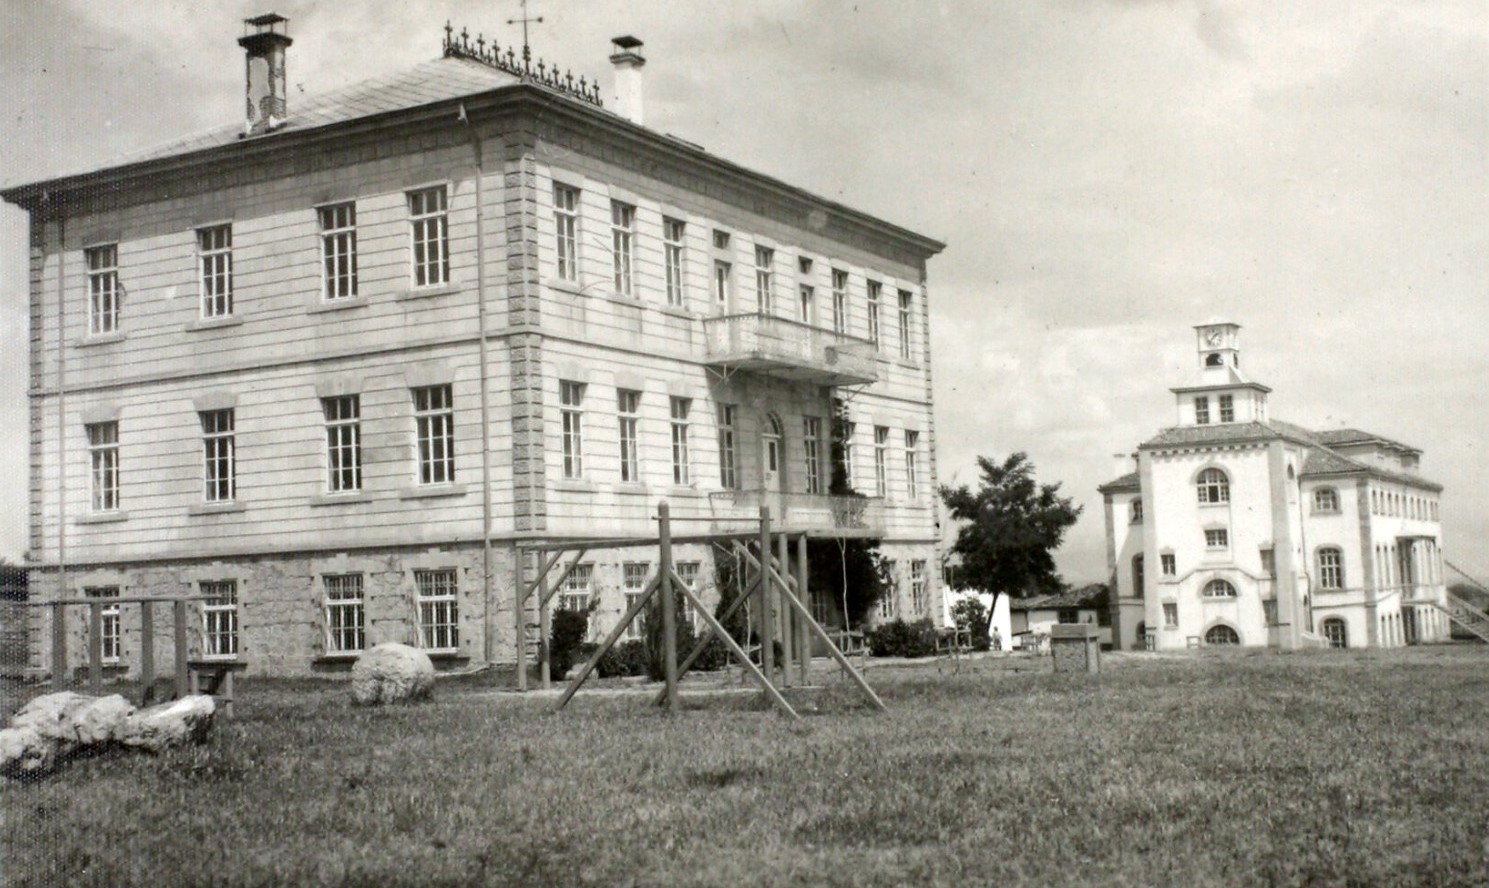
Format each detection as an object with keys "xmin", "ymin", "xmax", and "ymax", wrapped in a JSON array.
[
  {"xmin": 708, "ymin": 490, "xmax": 885, "ymax": 537},
  {"xmin": 702, "ymin": 313, "xmax": 879, "ymax": 387}
]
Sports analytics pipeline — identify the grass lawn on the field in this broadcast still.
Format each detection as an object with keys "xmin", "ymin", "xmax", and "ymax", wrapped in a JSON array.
[{"xmin": 3, "ymin": 645, "xmax": 1488, "ymax": 887}]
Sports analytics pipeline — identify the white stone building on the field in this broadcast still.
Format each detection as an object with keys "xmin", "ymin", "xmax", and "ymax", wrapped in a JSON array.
[
  {"xmin": 1099, "ymin": 322, "xmax": 1449, "ymax": 651},
  {"xmin": 3, "ymin": 17, "xmax": 944, "ymax": 677}
]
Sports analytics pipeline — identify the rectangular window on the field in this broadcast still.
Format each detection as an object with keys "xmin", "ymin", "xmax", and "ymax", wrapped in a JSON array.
[
  {"xmin": 554, "ymin": 184, "xmax": 579, "ymax": 282},
  {"xmin": 618, "ymin": 389, "xmax": 641, "ymax": 483},
  {"xmin": 197, "ymin": 225, "xmax": 233, "ymax": 318},
  {"xmin": 878, "ymin": 564, "xmax": 897, "ymax": 620},
  {"xmin": 717, "ymin": 403, "xmax": 738, "ymax": 490},
  {"xmin": 874, "ymin": 426, "xmax": 889, "ymax": 498},
  {"xmin": 611, "ymin": 200, "xmax": 635, "ymax": 296},
  {"xmin": 201, "ymin": 580, "xmax": 238, "ymax": 660},
  {"xmin": 904, "ymin": 430, "xmax": 919, "ymax": 499},
  {"xmin": 831, "ymin": 269, "xmax": 848, "ymax": 334},
  {"xmin": 670, "ymin": 396, "xmax": 691, "ymax": 485},
  {"xmin": 414, "ymin": 569, "xmax": 459, "ymax": 653},
  {"xmin": 200, "ymin": 409, "xmax": 235, "ymax": 503},
  {"xmin": 324, "ymin": 574, "xmax": 365, "ymax": 654},
  {"xmin": 323, "ymin": 395, "xmax": 361, "ymax": 493},
  {"xmin": 1218, "ymin": 394, "xmax": 1234, "ymax": 423},
  {"xmin": 413, "ymin": 385, "xmax": 455, "ymax": 485},
  {"xmin": 1194, "ymin": 396, "xmax": 1210, "ymax": 425},
  {"xmin": 803, "ymin": 416, "xmax": 822, "ymax": 494},
  {"xmin": 1058, "ymin": 609, "xmax": 1079, "ymax": 624},
  {"xmin": 1263, "ymin": 599, "xmax": 1278, "ymax": 625},
  {"xmin": 840, "ymin": 420, "xmax": 856, "ymax": 491},
  {"xmin": 85, "ymin": 585, "xmax": 121, "ymax": 663},
  {"xmin": 1163, "ymin": 602, "xmax": 1178, "ymax": 629},
  {"xmin": 676, "ymin": 561, "xmax": 701, "ymax": 628},
  {"xmin": 559, "ymin": 564, "xmax": 594, "ymax": 614},
  {"xmin": 623, "ymin": 562, "xmax": 649, "ymax": 640},
  {"xmin": 663, "ymin": 217, "xmax": 686, "ymax": 307},
  {"xmin": 87, "ymin": 421, "xmax": 120, "ymax": 512},
  {"xmin": 897, "ymin": 289, "xmax": 913, "ymax": 360},
  {"xmin": 866, "ymin": 280, "xmax": 882, "ymax": 347},
  {"xmin": 712, "ymin": 229, "xmax": 731, "ymax": 249},
  {"xmin": 799, "ymin": 285, "xmax": 814, "ymax": 324},
  {"xmin": 1160, "ymin": 553, "xmax": 1176, "ymax": 576},
  {"xmin": 85, "ymin": 244, "xmax": 120, "ymax": 335},
  {"xmin": 408, "ymin": 186, "xmax": 449, "ymax": 287},
  {"xmin": 1318, "ymin": 548, "xmax": 1344, "ymax": 589},
  {"xmin": 1205, "ymin": 528, "xmax": 1229, "ymax": 549},
  {"xmin": 318, "ymin": 203, "xmax": 358, "ymax": 299},
  {"xmin": 910, "ymin": 561, "xmax": 927, "ymax": 615},
  {"xmin": 560, "ymin": 381, "xmax": 585, "ymax": 479},
  {"xmin": 1260, "ymin": 548, "xmax": 1276, "ymax": 576},
  {"xmin": 754, "ymin": 245, "xmax": 774, "ymax": 313},
  {"xmin": 713, "ymin": 260, "xmax": 732, "ymax": 310}
]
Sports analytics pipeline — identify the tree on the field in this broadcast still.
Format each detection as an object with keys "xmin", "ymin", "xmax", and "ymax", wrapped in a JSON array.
[{"xmin": 939, "ymin": 452, "xmax": 1082, "ymax": 637}]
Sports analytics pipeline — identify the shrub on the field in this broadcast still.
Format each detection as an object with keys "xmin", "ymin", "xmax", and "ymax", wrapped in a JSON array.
[
  {"xmin": 865, "ymin": 618, "xmax": 940, "ymax": 658},
  {"xmin": 549, "ymin": 606, "xmax": 593, "ymax": 680},
  {"xmin": 690, "ymin": 634, "xmax": 731, "ymax": 672},
  {"xmin": 595, "ymin": 640, "xmax": 649, "ymax": 678}
]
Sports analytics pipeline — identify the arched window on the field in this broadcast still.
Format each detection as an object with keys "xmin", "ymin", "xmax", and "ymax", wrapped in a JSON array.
[
  {"xmin": 1322, "ymin": 618, "xmax": 1347, "ymax": 649},
  {"xmin": 1203, "ymin": 579, "xmax": 1237, "ymax": 598},
  {"xmin": 1196, "ymin": 468, "xmax": 1230, "ymax": 504},
  {"xmin": 1205, "ymin": 353, "xmax": 1224, "ymax": 367},
  {"xmin": 1205, "ymin": 624, "xmax": 1240, "ymax": 645},
  {"xmin": 1130, "ymin": 499, "xmax": 1143, "ymax": 523},
  {"xmin": 1132, "ymin": 554, "xmax": 1145, "ymax": 599},
  {"xmin": 1313, "ymin": 488, "xmax": 1338, "ymax": 513},
  {"xmin": 1317, "ymin": 547, "xmax": 1344, "ymax": 589}
]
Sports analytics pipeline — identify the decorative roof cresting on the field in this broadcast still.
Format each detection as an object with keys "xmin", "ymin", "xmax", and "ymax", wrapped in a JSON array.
[{"xmin": 442, "ymin": 22, "xmax": 603, "ymax": 108}]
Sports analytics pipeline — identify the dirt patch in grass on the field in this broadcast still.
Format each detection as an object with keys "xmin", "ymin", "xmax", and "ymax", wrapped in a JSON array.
[{"xmin": 4, "ymin": 647, "xmax": 1489, "ymax": 886}]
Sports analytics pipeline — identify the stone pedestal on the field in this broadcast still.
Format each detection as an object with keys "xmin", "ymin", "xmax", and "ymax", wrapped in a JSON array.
[{"xmin": 1050, "ymin": 624, "xmax": 1101, "ymax": 674}]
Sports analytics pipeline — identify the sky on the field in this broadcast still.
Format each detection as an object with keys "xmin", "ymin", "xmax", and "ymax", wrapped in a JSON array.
[{"xmin": 1, "ymin": 0, "xmax": 1485, "ymax": 585}]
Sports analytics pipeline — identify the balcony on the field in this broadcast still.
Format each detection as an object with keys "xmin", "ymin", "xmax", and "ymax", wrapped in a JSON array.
[
  {"xmin": 708, "ymin": 490, "xmax": 886, "ymax": 537},
  {"xmin": 702, "ymin": 313, "xmax": 879, "ymax": 387}
]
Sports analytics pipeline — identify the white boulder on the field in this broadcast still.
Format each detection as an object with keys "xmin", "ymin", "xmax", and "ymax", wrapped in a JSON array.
[
  {"xmin": 117, "ymin": 695, "xmax": 217, "ymax": 752},
  {"xmin": 351, "ymin": 643, "xmax": 436, "ymax": 705},
  {"xmin": 10, "ymin": 691, "xmax": 136, "ymax": 746},
  {"xmin": 0, "ymin": 726, "xmax": 55, "ymax": 775}
]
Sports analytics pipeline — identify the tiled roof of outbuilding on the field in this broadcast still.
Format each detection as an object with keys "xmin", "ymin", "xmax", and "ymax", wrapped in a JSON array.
[
  {"xmin": 1097, "ymin": 472, "xmax": 1140, "ymax": 493},
  {"xmin": 1010, "ymin": 584, "xmax": 1109, "ymax": 611}
]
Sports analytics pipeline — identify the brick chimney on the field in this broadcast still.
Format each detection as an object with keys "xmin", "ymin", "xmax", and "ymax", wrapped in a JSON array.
[
  {"xmin": 239, "ymin": 13, "xmax": 293, "ymax": 134},
  {"xmin": 608, "ymin": 36, "xmax": 645, "ymax": 124}
]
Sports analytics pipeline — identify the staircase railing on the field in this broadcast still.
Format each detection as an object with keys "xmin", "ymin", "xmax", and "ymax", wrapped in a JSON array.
[{"xmin": 1431, "ymin": 591, "xmax": 1489, "ymax": 644}]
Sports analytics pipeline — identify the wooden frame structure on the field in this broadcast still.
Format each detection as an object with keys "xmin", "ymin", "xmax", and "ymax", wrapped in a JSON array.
[
  {"xmin": 25, "ymin": 594, "xmax": 237, "ymax": 717},
  {"xmin": 514, "ymin": 503, "xmax": 885, "ymax": 719}
]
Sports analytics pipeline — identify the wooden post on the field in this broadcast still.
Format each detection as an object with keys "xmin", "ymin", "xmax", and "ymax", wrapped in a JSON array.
[
  {"xmin": 172, "ymin": 599, "xmax": 188, "ymax": 698},
  {"xmin": 758, "ymin": 506, "xmax": 774, "ymax": 687},
  {"xmin": 658, "ymin": 501, "xmax": 679, "ymax": 714},
  {"xmin": 538, "ymin": 576, "xmax": 552, "ymax": 690},
  {"xmin": 87, "ymin": 601, "xmax": 103, "ymax": 695},
  {"xmin": 50, "ymin": 600, "xmax": 68, "ymax": 688},
  {"xmin": 796, "ymin": 533, "xmax": 811, "ymax": 685},
  {"xmin": 776, "ymin": 531, "xmax": 792, "ymax": 686},
  {"xmin": 140, "ymin": 600, "xmax": 155, "ymax": 698},
  {"xmin": 515, "ymin": 548, "xmax": 528, "ymax": 691}
]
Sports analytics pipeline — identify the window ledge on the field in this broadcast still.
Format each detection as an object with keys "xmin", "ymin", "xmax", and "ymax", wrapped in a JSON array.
[
  {"xmin": 603, "ymin": 292, "xmax": 645, "ymax": 308},
  {"xmin": 75, "ymin": 331, "xmax": 126, "ymax": 348},
  {"xmin": 307, "ymin": 296, "xmax": 369, "ymax": 315},
  {"xmin": 309, "ymin": 492, "xmax": 374, "ymax": 507},
  {"xmin": 553, "ymin": 479, "xmax": 597, "ymax": 493},
  {"xmin": 666, "ymin": 486, "xmax": 704, "ymax": 497},
  {"xmin": 658, "ymin": 305, "xmax": 697, "ymax": 320},
  {"xmin": 615, "ymin": 483, "xmax": 652, "ymax": 496},
  {"xmin": 396, "ymin": 283, "xmax": 462, "ymax": 302},
  {"xmin": 398, "ymin": 483, "xmax": 467, "ymax": 500},
  {"xmin": 188, "ymin": 501, "xmax": 246, "ymax": 516},
  {"xmin": 1312, "ymin": 509, "xmax": 1341, "ymax": 516},
  {"xmin": 188, "ymin": 658, "xmax": 247, "ymax": 672},
  {"xmin": 425, "ymin": 652, "xmax": 469, "ymax": 666},
  {"xmin": 184, "ymin": 315, "xmax": 244, "ymax": 333},
  {"xmin": 545, "ymin": 278, "xmax": 587, "ymax": 296},
  {"xmin": 77, "ymin": 511, "xmax": 128, "ymax": 525},
  {"xmin": 312, "ymin": 652, "xmax": 362, "ymax": 663}
]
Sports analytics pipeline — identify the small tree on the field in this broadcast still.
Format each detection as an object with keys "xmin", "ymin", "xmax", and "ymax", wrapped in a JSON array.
[
  {"xmin": 940, "ymin": 453, "xmax": 1082, "ymax": 638},
  {"xmin": 806, "ymin": 397, "xmax": 888, "ymax": 630},
  {"xmin": 950, "ymin": 596, "xmax": 991, "ymax": 651}
]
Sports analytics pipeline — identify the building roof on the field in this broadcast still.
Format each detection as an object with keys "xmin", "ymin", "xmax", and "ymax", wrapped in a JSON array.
[
  {"xmin": 1120, "ymin": 417, "xmax": 1442, "ymax": 493},
  {"xmin": 1010, "ymin": 584, "xmax": 1109, "ymax": 611},
  {"xmin": 1097, "ymin": 471, "xmax": 1140, "ymax": 494},
  {"xmin": 119, "ymin": 56, "xmax": 523, "ymax": 167}
]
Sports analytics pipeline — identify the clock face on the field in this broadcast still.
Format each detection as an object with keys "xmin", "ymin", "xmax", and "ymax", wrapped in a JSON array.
[{"xmin": 1205, "ymin": 330, "xmax": 1223, "ymax": 346}]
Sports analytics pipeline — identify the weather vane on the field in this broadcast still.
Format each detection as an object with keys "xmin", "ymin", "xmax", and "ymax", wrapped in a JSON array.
[{"xmin": 507, "ymin": 0, "xmax": 544, "ymax": 68}]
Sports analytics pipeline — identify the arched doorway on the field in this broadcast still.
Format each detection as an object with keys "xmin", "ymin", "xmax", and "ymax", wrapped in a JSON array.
[
  {"xmin": 1204, "ymin": 624, "xmax": 1240, "ymax": 646},
  {"xmin": 760, "ymin": 413, "xmax": 785, "ymax": 514}
]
